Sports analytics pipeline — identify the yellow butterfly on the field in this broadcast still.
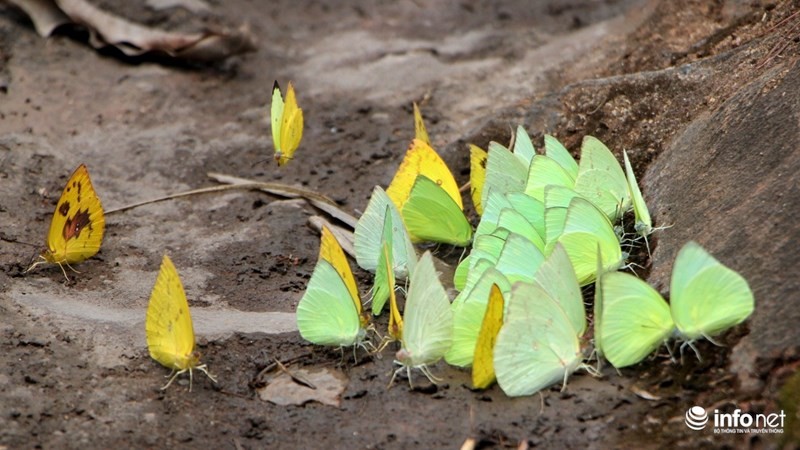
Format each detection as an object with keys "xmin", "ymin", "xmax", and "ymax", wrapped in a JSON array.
[
  {"xmin": 469, "ymin": 144, "xmax": 488, "ymax": 216},
  {"xmin": 146, "ymin": 255, "xmax": 216, "ymax": 390},
  {"xmin": 27, "ymin": 164, "xmax": 105, "ymax": 278},
  {"xmin": 271, "ymin": 81, "xmax": 304, "ymax": 166},
  {"xmin": 385, "ymin": 138, "xmax": 463, "ymax": 212},
  {"xmin": 471, "ymin": 283, "xmax": 505, "ymax": 389}
]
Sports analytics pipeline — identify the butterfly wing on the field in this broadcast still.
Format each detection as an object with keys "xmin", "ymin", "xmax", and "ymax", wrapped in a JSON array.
[
  {"xmin": 471, "ymin": 284, "xmax": 505, "ymax": 389},
  {"xmin": 146, "ymin": 255, "xmax": 199, "ymax": 371},
  {"xmin": 469, "ymin": 144, "xmax": 488, "ymax": 215},
  {"xmin": 401, "ymin": 175, "xmax": 472, "ymax": 246},
  {"xmin": 297, "ymin": 260, "xmax": 364, "ymax": 346},
  {"xmin": 43, "ymin": 164, "xmax": 105, "ymax": 265},
  {"xmin": 386, "ymin": 139, "xmax": 463, "ymax": 210},
  {"xmin": 598, "ymin": 271, "xmax": 674, "ymax": 368},
  {"xmin": 276, "ymin": 82, "xmax": 304, "ymax": 166},
  {"xmin": 319, "ymin": 226, "xmax": 362, "ymax": 321},
  {"xmin": 480, "ymin": 142, "xmax": 528, "ymax": 209},
  {"xmin": 623, "ymin": 150, "xmax": 652, "ymax": 236},
  {"xmin": 574, "ymin": 136, "xmax": 630, "ymax": 222},
  {"xmin": 512, "ymin": 126, "xmax": 536, "ymax": 166},
  {"xmin": 398, "ymin": 252, "xmax": 453, "ymax": 368},
  {"xmin": 670, "ymin": 242, "xmax": 754, "ymax": 340},
  {"xmin": 495, "ymin": 282, "xmax": 583, "ymax": 397},
  {"xmin": 371, "ymin": 209, "xmax": 395, "ymax": 315},
  {"xmin": 557, "ymin": 197, "xmax": 624, "ymax": 285},
  {"xmin": 270, "ymin": 81, "xmax": 284, "ymax": 155},
  {"xmin": 525, "ymin": 155, "xmax": 575, "ymax": 203},
  {"xmin": 544, "ymin": 134, "xmax": 578, "ymax": 180},
  {"xmin": 412, "ymin": 102, "xmax": 430, "ymax": 145},
  {"xmin": 533, "ymin": 243, "xmax": 585, "ymax": 337}
]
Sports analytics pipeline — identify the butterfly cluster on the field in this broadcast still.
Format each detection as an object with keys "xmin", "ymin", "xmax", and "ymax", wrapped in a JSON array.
[{"xmin": 297, "ymin": 109, "xmax": 755, "ymax": 396}]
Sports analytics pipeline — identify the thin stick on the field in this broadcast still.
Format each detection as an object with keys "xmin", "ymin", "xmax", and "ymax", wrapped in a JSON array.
[{"xmin": 275, "ymin": 358, "xmax": 317, "ymax": 390}]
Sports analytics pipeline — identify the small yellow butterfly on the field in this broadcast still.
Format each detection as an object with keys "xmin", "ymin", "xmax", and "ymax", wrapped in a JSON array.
[
  {"xmin": 27, "ymin": 164, "xmax": 105, "ymax": 278},
  {"xmin": 271, "ymin": 81, "xmax": 304, "ymax": 166},
  {"xmin": 471, "ymin": 283, "xmax": 505, "ymax": 389},
  {"xmin": 146, "ymin": 255, "xmax": 216, "ymax": 391}
]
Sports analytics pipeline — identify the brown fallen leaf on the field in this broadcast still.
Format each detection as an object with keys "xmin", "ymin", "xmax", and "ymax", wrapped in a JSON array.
[
  {"xmin": 257, "ymin": 367, "xmax": 348, "ymax": 408},
  {"xmin": 7, "ymin": 0, "xmax": 256, "ymax": 62}
]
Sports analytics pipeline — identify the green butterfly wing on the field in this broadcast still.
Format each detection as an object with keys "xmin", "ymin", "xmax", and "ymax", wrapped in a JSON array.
[
  {"xmin": 446, "ymin": 267, "xmax": 510, "ymax": 367},
  {"xmin": 544, "ymin": 134, "xmax": 578, "ymax": 181},
  {"xmin": 270, "ymin": 81, "xmax": 284, "ymax": 153},
  {"xmin": 398, "ymin": 252, "xmax": 454, "ymax": 368},
  {"xmin": 512, "ymin": 126, "xmax": 536, "ymax": 166},
  {"xmin": 670, "ymin": 242, "xmax": 754, "ymax": 341},
  {"xmin": 402, "ymin": 175, "xmax": 473, "ymax": 246},
  {"xmin": 495, "ymin": 282, "xmax": 584, "ymax": 397},
  {"xmin": 506, "ymin": 192, "xmax": 546, "ymax": 239},
  {"xmin": 533, "ymin": 243, "xmax": 585, "ymax": 336},
  {"xmin": 543, "ymin": 185, "xmax": 585, "ymax": 249},
  {"xmin": 574, "ymin": 136, "xmax": 630, "ymax": 222},
  {"xmin": 597, "ymin": 271, "xmax": 674, "ymax": 368},
  {"xmin": 495, "ymin": 208, "xmax": 545, "ymax": 252},
  {"xmin": 354, "ymin": 186, "xmax": 416, "ymax": 279},
  {"xmin": 296, "ymin": 260, "xmax": 364, "ymax": 347},
  {"xmin": 493, "ymin": 232, "xmax": 545, "ymax": 285},
  {"xmin": 525, "ymin": 155, "xmax": 575, "ymax": 203},
  {"xmin": 371, "ymin": 207, "xmax": 395, "ymax": 315},
  {"xmin": 557, "ymin": 197, "xmax": 624, "ymax": 285},
  {"xmin": 480, "ymin": 142, "xmax": 528, "ymax": 208},
  {"xmin": 623, "ymin": 150, "xmax": 652, "ymax": 236}
]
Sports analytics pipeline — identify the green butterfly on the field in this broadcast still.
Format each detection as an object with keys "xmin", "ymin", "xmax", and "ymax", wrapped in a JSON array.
[
  {"xmin": 392, "ymin": 252, "xmax": 454, "ymax": 387},
  {"xmin": 512, "ymin": 125, "xmax": 536, "ymax": 166},
  {"xmin": 595, "ymin": 241, "xmax": 754, "ymax": 368},
  {"xmin": 548, "ymin": 196, "xmax": 624, "ymax": 286},
  {"xmin": 494, "ymin": 280, "xmax": 589, "ymax": 397},
  {"xmin": 402, "ymin": 175, "xmax": 473, "ymax": 246},
  {"xmin": 354, "ymin": 186, "xmax": 416, "ymax": 280},
  {"xmin": 573, "ymin": 136, "xmax": 631, "ymax": 222},
  {"xmin": 524, "ymin": 154, "xmax": 575, "ymax": 203}
]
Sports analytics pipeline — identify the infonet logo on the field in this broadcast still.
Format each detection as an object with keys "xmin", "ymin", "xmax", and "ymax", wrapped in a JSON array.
[
  {"xmin": 685, "ymin": 406, "xmax": 709, "ymax": 430},
  {"xmin": 685, "ymin": 406, "xmax": 786, "ymax": 434}
]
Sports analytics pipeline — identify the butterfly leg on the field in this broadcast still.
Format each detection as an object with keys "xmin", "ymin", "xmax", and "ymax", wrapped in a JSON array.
[
  {"xmin": 418, "ymin": 364, "xmax": 442, "ymax": 386},
  {"xmin": 161, "ymin": 368, "xmax": 188, "ymax": 390}
]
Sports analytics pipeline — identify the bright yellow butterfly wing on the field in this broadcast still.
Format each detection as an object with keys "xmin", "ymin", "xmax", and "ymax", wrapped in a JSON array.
[
  {"xmin": 319, "ymin": 226, "xmax": 365, "ymax": 325},
  {"xmin": 413, "ymin": 102, "xmax": 430, "ymax": 145},
  {"xmin": 472, "ymin": 284, "xmax": 505, "ymax": 389},
  {"xmin": 275, "ymin": 82, "xmax": 304, "ymax": 166},
  {"xmin": 42, "ymin": 164, "xmax": 105, "ymax": 265},
  {"xmin": 385, "ymin": 138, "xmax": 463, "ymax": 211},
  {"xmin": 469, "ymin": 144, "xmax": 488, "ymax": 215},
  {"xmin": 145, "ymin": 255, "xmax": 200, "ymax": 372}
]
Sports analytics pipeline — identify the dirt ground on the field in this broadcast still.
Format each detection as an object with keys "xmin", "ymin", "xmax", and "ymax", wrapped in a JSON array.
[{"xmin": 1, "ymin": 0, "xmax": 798, "ymax": 448}]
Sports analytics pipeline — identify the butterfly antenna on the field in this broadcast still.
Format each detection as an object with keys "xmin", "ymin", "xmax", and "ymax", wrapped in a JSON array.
[
  {"xmin": 702, "ymin": 333, "xmax": 724, "ymax": 348},
  {"xmin": 197, "ymin": 364, "xmax": 218, "ymax": 384}
]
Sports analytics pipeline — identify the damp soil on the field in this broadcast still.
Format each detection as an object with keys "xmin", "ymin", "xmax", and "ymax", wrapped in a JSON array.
[{"xmin": 1, "ymin": 0, "xmax": 797, "ymax": 448}]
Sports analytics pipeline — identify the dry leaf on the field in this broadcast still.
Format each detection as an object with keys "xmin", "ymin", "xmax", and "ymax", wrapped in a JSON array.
[
  {"xmin": 7, "ymin": 0, "xmax": 256, "ymax": 62},
  {"xmin": 145, "ymin": 0, "xmax": 210, "ymax": 13},
  {"xmin": 257, "ymin": 367, "xmax": 348, "ymax": 408},
  {"xmin": 630, "ymin": 384, "xmax": 661, "ymax": 401}
]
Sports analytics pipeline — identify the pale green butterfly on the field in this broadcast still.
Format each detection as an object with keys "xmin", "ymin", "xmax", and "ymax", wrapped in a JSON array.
[
  {"xmin": 525, "ymin": 154, "xmax": 575, "ymax": 203},
  {"xmin": 553, "ymin": 197, "xmax": 625, "ymax": 286},
  {"xmin": 402, "ymin": 175, "xmax": 473, "ymax": 246},
  {"xmin": 446, "ymin": 267, "xmax": 511, "ymax": 367},
  {"xmin": 480, "ymin": 141, "xmax": 529, "ymax": 209},
  {"xmin": 595, "ymin": 270, "xmax": 674, "ymax": 368},
  {"xmin": 533, "ymin": 243, "xmax": 585, "ymax": 336},
  {"xmin": 494, "ymin": 281, "xmax": 589, "ymax": 397},
  {"xmin": 670, "ymin": 241, "xmax": 754, "ymax": 347},
  {"xmin": 573, "ymin": 136, "xmax": 631, "ymax": 222},
  {"xmin": 544, "ymin": 134, "xmax": 578, "ymax": 181},
  {"xmin": 622, "ymin": 150, "xmax": 652, "ymax": 237},
  {"xmin": 296, "ymin": 228, "xmax": 368, "ymax": 347},
  {"xmin": 474, "ymin": 189, "xmax": 545, "ymax": 246},
  {"xmin": 354, "ymin": 186, "xmax": 416, "ymax": 280},
  {"xmin": 392, "ymin": 251, "xmax": 454, "ymax": 387},
  {"xmin": 543, "ymin": 185, "xmax": 585, "ymax": 250},
  {"xmin": 512, "ymin": 125, "xmax": 536, "ymax": 166}
]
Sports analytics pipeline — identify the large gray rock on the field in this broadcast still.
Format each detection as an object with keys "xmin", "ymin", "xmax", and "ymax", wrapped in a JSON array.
[{"xmin": 646, "ymin": 58, "xmax": 800, "ymax": 393}]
